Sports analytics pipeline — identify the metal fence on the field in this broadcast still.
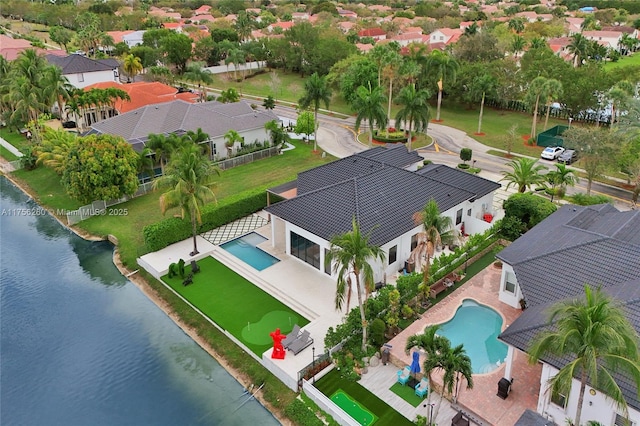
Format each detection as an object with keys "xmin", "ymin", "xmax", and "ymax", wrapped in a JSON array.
[
  {"xmin": 65, "ymin": 181, "xmax": 155, "ymax": 225},
  {"xmin": 215, "ymin": 147, "xmax": 279, "ymax": 170}
]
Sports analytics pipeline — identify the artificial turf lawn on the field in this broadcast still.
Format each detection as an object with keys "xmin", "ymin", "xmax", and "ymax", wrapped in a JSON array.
[
  {"xmin": 389, "ymin": 382, "xmax": 424, "ymax": 408},
  {"xmin": 162, "ymin": 256, "xmax": 309, "ymax": 356},
  {"xmin": 314, "ymin": 369, "xmax": 414, "ymax": 426},
  {"xmin": 331, "ymin": 389, "xmax": 378, "ymax": 426}
]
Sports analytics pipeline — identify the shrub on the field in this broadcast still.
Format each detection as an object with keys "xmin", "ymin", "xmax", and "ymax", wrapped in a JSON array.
[
  {"xmin": 143, "ymin": 189, "xmax": 267, "ymax": 251},
  {"xmin": 284, "ymin": 398, "xmax": 324, "ymax": 426},
  {"xmin": 499, "ymin": 216, "xmax": 526, "ymax": 241},
  {"xmin": 457, "ymin": 163, "xmax": 470, "ymax": 170},
  {"xmin": 460, "ymin": 147, "xmax": 472, "ymax": 163},
  {"xmin": 369, "ymin": 318, "xmax": 386, "ymax": 348},
  {"xmin": 372, "ymin": 129, "xmax": 407, "ymax": 143},
  {"xmin": 567, "ymin": 193, "xmax": 612, "ymax": 206},
  {"xmin": 503, "ymin": 193, "xmax": 557, "ymax": 231}
]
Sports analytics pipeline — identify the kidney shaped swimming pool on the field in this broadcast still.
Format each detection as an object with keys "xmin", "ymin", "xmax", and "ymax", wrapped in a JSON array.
[{"xmin": 436, "ymin": 299, "xmax": 508, "ymax": 374}]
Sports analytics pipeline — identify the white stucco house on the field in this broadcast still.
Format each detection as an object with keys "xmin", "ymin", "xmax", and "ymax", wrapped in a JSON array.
[
  {"xmin": 87, "ymin": 99, "xmax": 279, "ymax": 162},
  {"xmin": 265, "ymin": 145, "xmax": 501, "ymax": 284},
  {"xmin": 496, "ymin": 204, "xmax": 640, "ymax": 426},
  {"xmin": 46, "ymin": 54, "xmax": 120, "ymax": 89},
  {"xmin": 582, "ymin": 30, "xmax": 624, "ymax": 52}
]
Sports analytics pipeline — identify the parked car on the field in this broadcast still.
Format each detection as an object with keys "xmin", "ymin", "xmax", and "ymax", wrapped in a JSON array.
[
  {"xmin": 557, "ymin": 149, "xmax": 578, "ymax": 164},
  {"xmin": 541, "ymin": 146, "xmax": 565, "ymax": 160}
]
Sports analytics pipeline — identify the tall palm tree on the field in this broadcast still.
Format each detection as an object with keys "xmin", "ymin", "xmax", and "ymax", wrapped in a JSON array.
[
  {"xmin": 325, "ymin": 218, "xmax": 386, "ymax": 353},
  {"xmin": 122, "ymin": 54, "xmax": 143, "ymax": 83},
  {"xmin": 226, "ymin": 49, "xmax": 246, "ymax": 81},
  {"xmin": 426, "ymin": 50, "xmax": 459, "ymax": 122},
  {"xmin": 469, "ymin": 74, "xmax": 497, "ymax": 135},
  {"xmin": 545, "ymin": 163, "xmax": 578, "ymax": 202},
  {"xmin": 510, "ymin": 35, "xmax": 527, "ymax": 57},
  {"xmin": 394, "ymin": 85, "xmax": 430, "ymax": 151},
  {"xmin": 381, "ymin": 49, "xmax": 403, "ymax": 133},
  {"xmin": 153, "ymin": 144, "xmax": 221, "ymax": 256},
  {"xmin": 298, "ymin": 72, "xmax": 332, "ymax": 152},
  {"xmin": 265, "ymin": 119, "xmax": 291, "ymax": 150},
  {"xmin": 183, "ymin": 63, "xmax": 213, "ymax": 102},
  {"xmin": 507, "ymin": 18, "xmax": 525, "ymax": 34},
  {"xmin": 526, "ymin": 76, "xmax": 549, "ymax": 140},
  {"xmin": 542, "ymin": 79, "xmax": 563, "ymax": 131},
  {"xmin": 411, "ymin": 199, "xmax": 454, "ymax": 289},
  {"xmin": 224, "ymin": 129, "xmax": 243, "ymax": 156},
  {"xmin": 406, "ymin": 325, "xmax": 448, "ymax": 401},
  {"xmin": 42, "ymin": 65, "xmax": 73, "ymax": 121},
  {"xmin": 530, "ymin": 37, "xmax": 547, "ymax": 49},
  {"xmin": 528, "ymin": 286, "xmax": 640, "ymax": 426},
  {"xmin": 568, "ymin": 33, "xmax": 590, "ymax": 67},
  {"xmin": 352, "ymin": 84, "xmax": 388, "ymax": 147},
  {"xmin": 147, "ymin": 133, "xmax": 180, "ymax": 174},
  {"xmin": 441, "ymin": 342, "xmax": 473, "ymax": 405},
  {"xmin": 501, "ymin": 157, "xmax": 546, "ymax": 193}
]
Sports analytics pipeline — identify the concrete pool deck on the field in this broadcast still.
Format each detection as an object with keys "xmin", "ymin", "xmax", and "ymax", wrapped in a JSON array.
[{"xmin": 386, "ymin": 264, "xmax": 541, "ymax": 426}]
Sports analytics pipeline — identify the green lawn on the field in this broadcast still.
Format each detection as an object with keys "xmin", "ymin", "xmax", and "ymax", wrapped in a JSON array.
[
  {"xmin": 314, "ymin": 369, "xmax": 414, "ymax": 426},
  {"xmin": 12, "ymin": 166, "xmax": 82, "ymax": 211},
  {"xmin": 0, "ymin": 145, "xmax": 19, "ymax": 161},
  {"xmin": 162, "ymin": 256, "xmax": 309, "ymax": 356},
  {"xmin": 0, "ymin": 127, "xmax": 30, "ymax": 152},
  {"xmin": 604, "ymin": 52, "xmax": 640, "ymax": 69},
  {"xmin": 389, "ymin": 382, "xmax": 424, "ymax": 408}
]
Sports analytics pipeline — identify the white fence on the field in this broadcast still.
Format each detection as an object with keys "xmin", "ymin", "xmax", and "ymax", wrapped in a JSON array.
[
  {"xmin": 66, "ymin": 181, "xmax": 155, "ymax": 225},
  {"xmin": 215, "ymin": 147, "xmax": 279, "ymax": 170},
  {"xmin": 301, "ymin": 379, "xmax": 361, "ymax": 426}
]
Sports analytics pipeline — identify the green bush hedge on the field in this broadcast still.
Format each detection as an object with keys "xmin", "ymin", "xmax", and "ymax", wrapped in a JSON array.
[
  {"xmin": 143, "ymin": 189, "xmax": 268, "ymax": 251},
  {"xmin": 372, "ymin": 130, "xmax": 408, "ymax": 143}
]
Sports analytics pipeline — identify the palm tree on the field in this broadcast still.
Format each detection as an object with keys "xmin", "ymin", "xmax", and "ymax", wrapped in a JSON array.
[
  {"xmin": 262, "ymin": 95, "xmax": 276, "ymax": 110},
  {"xmin": 568, "ymin": 33, "xmax": 590, "ymax": 67},
  {"xmin": 545, "ymin": 163, "xmax": 578, "ymax": 202},
  {"xmin": 406, "ymin": 325, "xmax": 448, "ymax": 399},
  {"xmin": 381, "ymin": 49, "xmax": 403, "ymax": 133},
  {"xmin": 265, "ymin": 119, "xmax": 290, "ymax": 150},
  {"xmin": 469, "ymin": 74, "xmax": 497, "ymax": 135},
  {"xmin": 218, "ymin": 88, "xmax": 240, "ymax": 103},
  {"xmin": 226, "ymin": 49, "xmax": 246, "ymax": 81},
  {"xmin": 530, "ymin": 37, "xmax": 547, "ymax": 49},
  {"xmin": 528, "ymin": 286, "xmax": 640, "ymax": 426},
  {"xmin": 426, "ymin": 50, "xmax": 459, "ymax": 122},
  {"xmin": 41, "ymin": 65, "xmax": 73, "ymax": 121},
  {"xmin": 153, "ymin": 144, "xmax": 221, "ymax": 256},
  {"xmin": 510, "ymin": 35, "xmax": 527, "ymax": 57},
  {"xmin": 123, "ymin": 54, "xmax": 143, "ymax": 83},
  {"xmin": 526, "ymin": 76, "xmax": 548, "ymax": 140},
  {"xmin": 410, "ymin": 199, "xmax": 454, "ymax": 290},
  {"xmin": 394, "ymin": 85, "xmax": 430, "ymax": 151},
  {"xmin": 352, "ymin": 84, "xmax": 388, "ymax": 147},
  {"xmin": 508, "ymin": 18, "xmax": 525, "ymax": 34},
  {"xmin": 224, "ymin": 129, "xmax": 243, "ymax": 157},
  {"xmin": 183, "ymin": 63, "xmax": 213, "ymax": 102},
  {"xmin": 501, "ymin": 157, "xmax": 546, "ymax": 193},
  {"xmin": 36, "ymin": 128, "xmax": 78, "ymax": 174},
  {"xmin": 137, "ymin": 146, "xmax": 156, "ymax": 179},
  {"xmin": 542, "ymin": 79, "xmax": 563, "ymax": 131},
  {"xmin": 441, "ymin": 342, "xmax": 473, "ymax": 405},
  {"xmin": 147, "ymin": 133, "xmax": 181, "ymax": 174},
  {"xmin": 298, "ymin": 72, "xmax": 332, "ymax": 152},
  {"xmin": 325, "ymin": 218, "xmax": 386, "ymax": 353}
]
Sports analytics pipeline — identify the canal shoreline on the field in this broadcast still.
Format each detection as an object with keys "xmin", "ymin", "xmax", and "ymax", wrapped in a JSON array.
[{"xmin": 1, "ymin": 172, "xmax": 292, "ymax": 426}]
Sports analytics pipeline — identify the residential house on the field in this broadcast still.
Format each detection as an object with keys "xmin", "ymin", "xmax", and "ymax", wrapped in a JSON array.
[
  {"xmin": 291, "ymin": 12, "xmax": 310, "ymax": 21},
  {"xmin": 338, "ymin": 9, "xmax": 358, "ymax": 20},
  {"xmin": 268, "ymin": 21, "xmax": 295, "ymax": 33},
  {"xmin": 0, "ymin": 34, "xmax": 66, "ymax": 61},
  {"xmin": 88, "ymin": 99, "xmax": 279, "ymax": 161},
  {"xmin": 389, "ymin": 32, "xmax": 424, "ymax": 47},
  {"xmin": 358, "ymin": 28, "xmax": 387, "ymax": 41},
  {"xmin": 548, "ymin": 37, "xmax": 573, "ymax": 60},
  {"xmin": 582, "ymin": 30, "xmax": 624, "ymax": 51},
  {"xmin": 338, "ymin": 21, "xmax": 357, "ymax": 33},
  {"xmin": 46, "ymin": 53, "xmax": 119, "ymax": 89},
  {"xmin": 565, "ymin": 17, "xmax": 584, "ymax": 35},
  {"xmin": 428, "ymin": 28, "xmax": 463, "ymax": 49},
  {"xmin": 355, "ymin": 43, "xmax": 374, "ymax": 53},
  {"xmin": 193, "ymin": 5, "xmax": 211, "ymax": 15},
  {"xmin": 107, "ymin": 30, "xmax": 145, "ymax": 48},
  {"xmin": 497, "ymin": 204, "xmax": 640, "ymax": 426},
  {"xmin": 265, "ymin": 145, "xmax": 501, "ymax": 284},
  {"xmin": 73, "ymin": 81, "xmax": 199, "ymax": 129},
  {"xmin": 516, "ymin": 11, "xmax": 553, "ymax": 23}
]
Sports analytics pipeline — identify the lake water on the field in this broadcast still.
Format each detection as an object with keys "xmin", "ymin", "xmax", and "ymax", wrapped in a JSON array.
[{"xmin": 0, "ymin": 177, "xmax": 280, "ymax": 426}]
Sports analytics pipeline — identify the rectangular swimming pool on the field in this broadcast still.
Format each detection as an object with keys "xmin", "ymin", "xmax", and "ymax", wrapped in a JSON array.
[{"xmin": 220, "ymin": 233, "xmax": 280, "ymax": 271}]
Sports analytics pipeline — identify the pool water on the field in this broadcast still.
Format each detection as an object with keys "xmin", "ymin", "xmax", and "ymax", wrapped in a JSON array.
[
  {"xmin": 220, "ymin": 233, "xmax": 280, "ymax": 271},
  {"xmin": 437, "ymin": 299, "xmax": 508, "ymax": 374}
]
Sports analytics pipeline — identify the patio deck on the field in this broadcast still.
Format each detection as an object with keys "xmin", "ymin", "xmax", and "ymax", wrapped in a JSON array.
[{"xmin": 387, "ymin": 265, "xmax": 542, "ymax": 426}]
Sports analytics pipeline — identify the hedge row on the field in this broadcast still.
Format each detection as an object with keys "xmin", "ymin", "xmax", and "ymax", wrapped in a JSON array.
[{"xmin": 143, "ymin": 189, "xmax": 268, "ymax": 252}]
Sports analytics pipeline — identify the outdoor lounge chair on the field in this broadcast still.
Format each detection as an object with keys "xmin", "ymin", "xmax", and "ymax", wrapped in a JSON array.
[
  {"xmin": 282, "ymin": 324, "xmax": 301, "ymax": 349},
  {"xmin": 397, "ymin": 366, "xmax": 411, "ymax": 386},
  {"xmin": 415, "ymin": 378, "xmax": 429, "ymax": 398},
  {"xmin": 289, "ymin": 330, "xmax": 313, "ymax": 355}
]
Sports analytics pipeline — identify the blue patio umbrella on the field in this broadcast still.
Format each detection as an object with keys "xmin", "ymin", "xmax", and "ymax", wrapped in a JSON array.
[{"xmin": 410, "ymin": 351, "xmax": 421, "ymax": 379}]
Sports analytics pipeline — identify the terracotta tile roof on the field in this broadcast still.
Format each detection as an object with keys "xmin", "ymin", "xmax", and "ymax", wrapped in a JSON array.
[
  {"xmin": 583, "ymin": 30, "xmax": 623, "ymax": 38},
  {"xmin": 106, "ymin": 31, "xmax": 134, "ymax": 44},
  {"xmin": 358, "ymin": 28, "xmax": 386, "ymax": 37},
  {"xmin": 193, "ymin": 5, "xmax": 211, "ymax": 15},
  {"xmin": 83, "ymin": 81, "xmax": 198, "ymax": 113}
]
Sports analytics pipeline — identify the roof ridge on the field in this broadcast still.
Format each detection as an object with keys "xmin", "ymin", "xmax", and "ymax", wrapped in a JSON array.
[{"xmin": 508, "ymin": 234, "xmax": 608, "ymax": 265}]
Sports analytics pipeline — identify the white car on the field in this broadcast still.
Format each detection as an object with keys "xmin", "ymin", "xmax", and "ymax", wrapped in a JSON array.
[{"xmin": 540, "ymin": 146, "xmax": 565, "ymax": 160}]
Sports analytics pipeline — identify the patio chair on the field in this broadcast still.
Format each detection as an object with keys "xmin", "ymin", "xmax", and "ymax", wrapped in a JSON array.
[
  {"xmin": 415, "ymin": 378, "xmax": 429, "ymax": 398},
  {"xmin": 282, "ymin": 324, "xmax": 301, "ymax": 349},
  {"xmin": 397, "ymin": 366, "xmax": 411, "ymax": 386},
  {"xmin": 289, "ymin": 330, "xmax": 313, "ymax": 355}
]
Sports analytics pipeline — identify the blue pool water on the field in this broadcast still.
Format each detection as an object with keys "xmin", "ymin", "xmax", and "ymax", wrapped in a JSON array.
[
  {"xmin": 220, "ymin": 233, "xmax": 280, "ymax": 271},
  {"xmin": 437, "ymin": 299, "xmax": 508, "ymax": 374}
]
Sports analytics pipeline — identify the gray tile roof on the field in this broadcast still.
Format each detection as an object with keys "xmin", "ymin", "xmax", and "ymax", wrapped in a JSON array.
[
  {"xmin": 515, "ymin": 409, "xmax": 557, "ymax": 426},
  {"xmin": 498, "ymin": 204, "xmax": 640, "ymax": 411},
  {"xmin": 416, "ymin": 164, "xmax": 501, "ymax": 200},
  {"xmin": 500, "ymin": 279, "xmax": 640, "ymax": 411},
  {"xmin": 46, "ymin": 54, "xmax": 117, "ymax": 74},
  {"xmin": 89, "ymin": 100, "xmax": 279, "ymax": 148},
  {"xmin": 266, "ymin": 152, "xmax": 490, "ymax": 246},
  {"xmin": 296, "ymin": 144, "xmax": 423, "ymax": 194}
]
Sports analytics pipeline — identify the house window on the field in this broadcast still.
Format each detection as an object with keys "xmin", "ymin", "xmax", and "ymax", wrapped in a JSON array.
[
  {"xmin": 324, "ymin": 248, "xmax": 331, "ymax": 275},
  {"xmin": 456, "ymin": 208, "xmax": 463, "ymax": 225},
  {"xmin": 550, "ymin": 389, "xmax": 567, "ymax": 409},
  {"xmin": 389, "ymin": 245, "xmax": 397, "ymax": 265},
  {"xmin": 113, "ymin": 69, "xmax": 119, "ymax": 78},
  {"xmin": 78, "ymin": 73, "xmax": 84, "ymax": 82},
  {"xmin": 439, "ymin": 36, "xmax": 444, "ymax": 41},
  {"xmin": 290, "ymin": 231, "xmax": 320, "ymax": 270},
  {"xmin": 505, "ymin": 271, "xmax": 517, "ymax": 294},
  {"xmin": 467, "ymin": 209, "xmax": 472, "ymax": 217},
  {"xmin": 411, "ymin": 234, "xmax": 418, "ymax": 251},
  {"xmin": 615, "ymin": 414, "xmax": 636, "ymax": 426}
]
